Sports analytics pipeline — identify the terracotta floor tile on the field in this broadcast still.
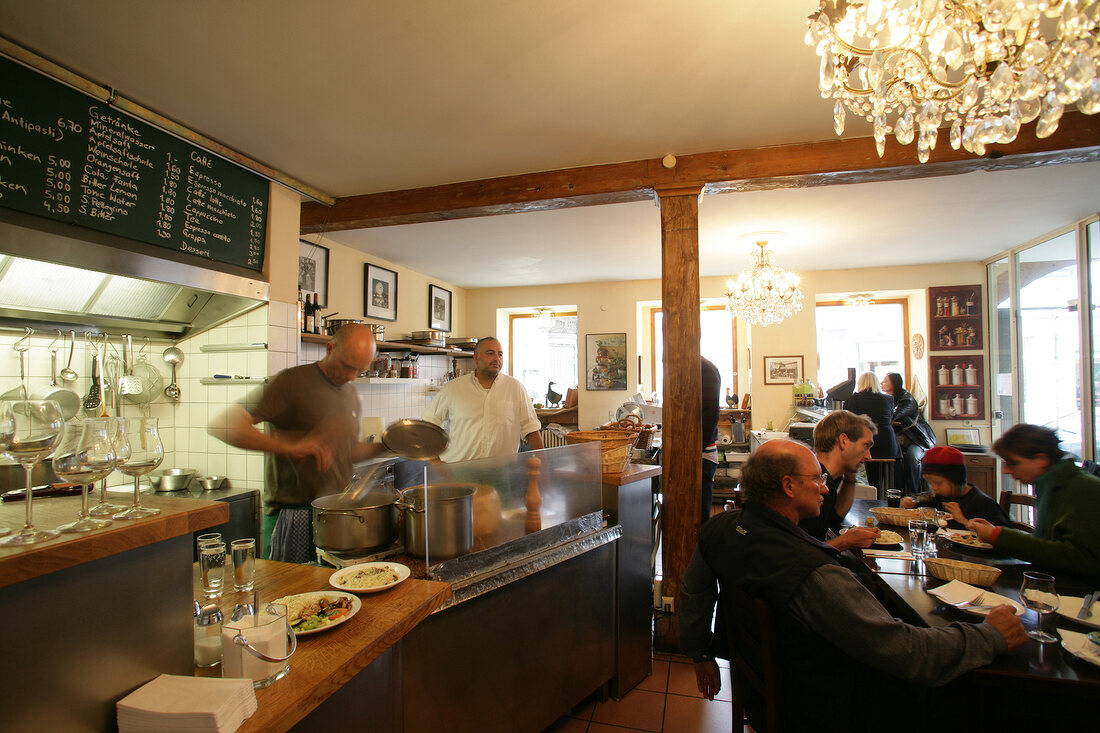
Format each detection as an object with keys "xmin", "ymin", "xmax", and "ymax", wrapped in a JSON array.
[
  {"xmin": 589, "ymin": 724, "xmax": 644, "ymax": 733},
  {"xmin": 666, "ymin": 660, "xmax": 732, "ymax": 702},
  {"xmin": 542, "ymin": 714, "xmax": 591, "ymax": 733},
  {"xmin": 590, "ymin": 688, "xmax": 665, "ymax": 732},
  {"xmin": 663, "ymin": 691, "xmax": 734, "ymax": 733},
  {"xmin": 567, "ymin": 697, "xmax": 596, "ymax": 721},
  {"xmin": 635, "ymin": 658, "xmax": 670, "ymax": 693}
]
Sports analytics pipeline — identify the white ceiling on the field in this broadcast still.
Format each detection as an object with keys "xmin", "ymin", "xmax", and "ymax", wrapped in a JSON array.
[{"xmin": 2, "ymin": 1, "xmax": 1098, "ymax": 288}]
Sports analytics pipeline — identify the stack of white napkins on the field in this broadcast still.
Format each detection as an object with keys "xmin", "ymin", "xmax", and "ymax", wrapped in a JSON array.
[
  {"xmin": 117, "ymin": 674, "xmax": 257, "ymax": 733},
  {"xmin": 862, "ymin": 548, "xmax": 914, "ymax": 560}
]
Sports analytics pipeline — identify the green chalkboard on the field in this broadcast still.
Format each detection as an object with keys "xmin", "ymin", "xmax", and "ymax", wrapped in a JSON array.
[{"xmin": 0, "ymin": 55, "xmax": 266, "ymax": 271}]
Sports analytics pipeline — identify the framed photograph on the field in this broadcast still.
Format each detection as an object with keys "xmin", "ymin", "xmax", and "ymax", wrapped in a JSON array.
[
  {"xmin": 363, "ymin": 263, "xmax": 398, "ymax": 322},
  {"xmin": 429, "ymin": 284, "xmax": 452, "ymax": 332},
  {"xmin": 298, "ymin": 241, "xmax": 329, "ymax": 308},
  {"xmin": 763, "ymin": 355, "xmax": 803, "ymax": 385},
  {"xmin": 586, "ymin": 333, "xmax": 628, "ymax": 391},
  {"xmin": 946, "ymin": 428, "xmax": 981, "ymax": 447}
]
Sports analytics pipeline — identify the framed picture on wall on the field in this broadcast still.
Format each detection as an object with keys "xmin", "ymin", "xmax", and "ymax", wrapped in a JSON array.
[
  {"xmin": 298, "ymin": 240, "xmax": 329, "ymax": 308},
  {"xmin": 429, "ymin": 284, "xmax": 452, "ymax": 332},
  {"xmin": 586, "ymin": 333, "xmax": 628, "ymax": 390},
  {"xmin": 364, "ymin": 263, "xmax": 398, "ymax": 321},
  {"xmin": 763, "ymin": 355, "xmax": 803, "ymax": 385}
]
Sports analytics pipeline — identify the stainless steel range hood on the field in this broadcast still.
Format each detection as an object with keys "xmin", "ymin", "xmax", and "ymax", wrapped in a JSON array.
[{"xmin": 0, "ymin": 209, "xmax": 268, "ymax": 340}]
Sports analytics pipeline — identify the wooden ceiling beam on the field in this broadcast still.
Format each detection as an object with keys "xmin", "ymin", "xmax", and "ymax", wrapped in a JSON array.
[{"xmin": 300, "ymin": 111, "xmax": 1100, "ymax": 233}]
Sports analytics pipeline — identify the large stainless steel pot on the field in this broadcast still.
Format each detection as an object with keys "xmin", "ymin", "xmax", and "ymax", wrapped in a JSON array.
[
  {"xmin": 399, "ymin": 483, "xmax": 475, "ymax": 559},
  {"xmin": 312, "ymin": 489, "xmax": 400, "ymax": 553}
]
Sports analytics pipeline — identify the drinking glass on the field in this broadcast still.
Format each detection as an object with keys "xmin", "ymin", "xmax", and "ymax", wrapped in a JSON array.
[
  {"xmin": 199, "ymin": 541, "xmax": 227, "ymax": 598},
  {"xmin": 113, "ymin": 417, "xmax": 164, "ymax": 520},
  {"xmin": 231, "ymin": 538, "xmax": 257, "ymax": 591},
  {"xmin": 1020, "ymin": 571, "xmax": 1059, "ymax": 643},
  {"xmin": 88, "ymin": 417, "xmax": 128, "ymax": 517},
  {"xmin": 0, "ymin": 400, "xmax": 64, "ymax": 546},
  {"xmin": 53, "ymin": 418, "xmax": 116, "ymax": 532},
  {"xmin": 908, "ymin": 519, "xmax": 930, "ymax": 559},
  {"xmin": 0, "ymin": 401, "xmax": 14, "ymax": 537}
]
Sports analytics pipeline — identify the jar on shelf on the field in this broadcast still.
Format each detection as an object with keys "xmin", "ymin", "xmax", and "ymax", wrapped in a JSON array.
[
  {"xmin": 937, "ymin": 365, "xmax": 950, "ymax": 385},
  {"xmin": 965, "ymin": 394, "xmax": 979, "ymax": 415},
  {"xmin": 951, "ymin": 365, "xmax": 964, "ymax": 385}
]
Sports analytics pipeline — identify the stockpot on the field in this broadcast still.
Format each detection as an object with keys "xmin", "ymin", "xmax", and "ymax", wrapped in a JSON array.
[
  {"xmin": 399, "ymin": 483, "xmax": 475, "ymax": 560},
  {"xmin": 312, "ymin": 488, "xmax": 401, "ymax": 553}
]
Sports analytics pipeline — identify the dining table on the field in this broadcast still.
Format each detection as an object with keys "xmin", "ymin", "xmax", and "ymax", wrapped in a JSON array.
[{"xmin": 842, "ymin": 499, "xmax": 1099, "ymax": 727}]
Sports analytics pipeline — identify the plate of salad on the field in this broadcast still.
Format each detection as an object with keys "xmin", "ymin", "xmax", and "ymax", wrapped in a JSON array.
[{"xmin": 270, "ymin": 591, "xmax": 361, "ymax": 636}]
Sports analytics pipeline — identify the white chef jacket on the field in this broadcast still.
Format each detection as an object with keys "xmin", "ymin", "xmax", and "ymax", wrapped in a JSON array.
[{"xmin": 423, "ymin": 372, "xmax": 541, "ymax": 463}]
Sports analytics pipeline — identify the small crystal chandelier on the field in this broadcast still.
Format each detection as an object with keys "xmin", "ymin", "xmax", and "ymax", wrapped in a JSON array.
[
  {"xmin": 845, "ymin": 293, "xmax": 877, "ymax": 307},
  {"xmin": 724, "ymin": 232, "xmax": 804, "ymax": 327},
  {"xmin": 533, "ymin": 307, "xmax": 554, "ymax": 332},
  {"xmin": 805, "ymin": 1, "xmax": 1100, "ymax": 163}
]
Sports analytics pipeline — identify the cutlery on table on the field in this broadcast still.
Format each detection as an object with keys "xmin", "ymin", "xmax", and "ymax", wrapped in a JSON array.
[{"xmin": 1078, "ymin": 591, "xmax": 1098, "ymax": 619}]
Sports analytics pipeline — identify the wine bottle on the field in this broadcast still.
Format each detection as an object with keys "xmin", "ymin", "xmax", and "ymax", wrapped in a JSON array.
[{"xmin": 312, "ymin": 294, "xmax": 321, "ymax": 334}]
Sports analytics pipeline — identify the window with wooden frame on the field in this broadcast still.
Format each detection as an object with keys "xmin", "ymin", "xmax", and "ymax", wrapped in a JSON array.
[
  {"xmin": 650, "ymin": 306, "xmax": 738, "ymax": 400},
  {"xmin": 815, "ymin": 298, "xmax": 910, "ymax": 390},
  {"xmin": 508, "ymin": 311, "xmax": 578, "ymax": 405}
]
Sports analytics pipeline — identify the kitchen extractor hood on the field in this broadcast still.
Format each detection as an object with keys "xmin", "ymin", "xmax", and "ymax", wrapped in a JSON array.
[{"xmin": 0, "ymin": 208, "xmax": 268, "ymax": 340}]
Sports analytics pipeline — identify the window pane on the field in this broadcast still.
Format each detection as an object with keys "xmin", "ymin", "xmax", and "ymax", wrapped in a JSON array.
[
  {"xmin": 1017, "ymin": 231, "xmax": 1082, "ymax": 456},
  {"xmin": 1090, "ymin": 221, "xmax": 1100, "ymax": 459},
  {"xmin": 816, "ymin": 303, "xmax": 905, "ymax": 390},
  {"xmin": 989, "ymin": 257, "xmax": 1013, "ymax": 428},
  {"xmin": 511, "ymin": 315, "xmax": 578, "ymax": 404},
  {"xmin": 653, "ymin": 309, "xmax": 735, "ymax": 400}
]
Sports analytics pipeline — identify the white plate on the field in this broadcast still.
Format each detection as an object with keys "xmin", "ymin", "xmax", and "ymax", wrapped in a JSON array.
[
  {"xmin": 953, "ymin": 590, "xmax": 1025, "ymax": 618},
  {"xmin": 841, "ymin": 527, "xmax": 903, "ymax": 547},
  {"xmin": 1059, "ymin": 628, "xmax": 1100, "ymax": 667},
  {"xmin": 943, "ymin": 530, "xmax": 995, "ymax": 552},
  {"xmin": 329, "ymin": 561, "xmax": 411, "ymax": 594},
  {"xmin": 1055, "ymin": 596, "xmax": 1100, "ymax": 629},
  {"xmin": 270, "ymin": 591, "xmax": 361, "ymax": 636}
]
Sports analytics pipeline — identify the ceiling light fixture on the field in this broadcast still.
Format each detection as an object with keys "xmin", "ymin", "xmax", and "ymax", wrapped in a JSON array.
[
  {"xmin": 845, "ymin": 293, "xmax": 877, "ymax": 307},
  {"xmin": 533, "ymin": 307, "xmax": 554, "ymax": 332},
  {"xmin": 724, "ymin": 232, "xmax": 804, "ymax": 327},
  {"xmin": 805, "ymin": 0, "xmax": 1100, "ymax": 163}
]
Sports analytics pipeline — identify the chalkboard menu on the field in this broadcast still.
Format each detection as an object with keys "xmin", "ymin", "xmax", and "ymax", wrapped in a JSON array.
[{"xmin": 0, "ymin": 56, "xmax": 266, "ymax": 271}]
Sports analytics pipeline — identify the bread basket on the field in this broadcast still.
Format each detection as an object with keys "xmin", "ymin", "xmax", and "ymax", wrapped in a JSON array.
[
  {"xmin": 564, "ymin": 430, "xmax": 638, "ymax": 474},
  {"xmin": 924, "ymin": 557, "xmax": 1002, "ymax": 587},
  {"xmin": 869, "ymin": 507, "xmax": 919, "ymax": 526}
]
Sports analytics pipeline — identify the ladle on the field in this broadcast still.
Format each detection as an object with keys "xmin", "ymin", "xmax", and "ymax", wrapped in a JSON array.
[
  {"xmin": 58, "ymin": 331, "xmax": 78, "ymax": 383},
  {"xmin": 163, "ymin": 346, "xmax": 183, "ymax": 401}
]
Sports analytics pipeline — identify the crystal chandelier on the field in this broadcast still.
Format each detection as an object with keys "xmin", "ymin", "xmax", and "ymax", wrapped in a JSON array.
[
  {"xmin": 724, "ymin": 233, "xmax": 804, "ymax": 327},
  {"xmin": 845, "ymin": 293, "xmax": 877, "ymax": 307},
  {"xmin": 533, "ymin": 307, "xmax": 554, "ymax": 332},
  {"xmin": 805, "ymin": 1, "xmax": 1100, "ymax": 162}
]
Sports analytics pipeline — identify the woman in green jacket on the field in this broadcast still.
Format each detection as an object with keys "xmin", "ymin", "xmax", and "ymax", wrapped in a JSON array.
[{"xmin": 971, "ymin": 424, "xmax": 1100, "ymax": 583}]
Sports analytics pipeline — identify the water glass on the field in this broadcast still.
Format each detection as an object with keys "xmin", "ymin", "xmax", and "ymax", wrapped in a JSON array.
[
  {"xmin": 1020, "ymin": 571, "xmax": 1059, "ymax": 643},
  {"xmin": 197, "ymin": 532, "xmax": 222, "ymax": 548},
  {"xmin": 908, "ymin": 519, "xmax": 931, "ymax": 558},
  {"xmin": 231, "ymin": 538, "xmax": 256, "ymax": 591},
  {"xmin": 199, "ymin": 541, "xmax": 227, "ymax": 598}
]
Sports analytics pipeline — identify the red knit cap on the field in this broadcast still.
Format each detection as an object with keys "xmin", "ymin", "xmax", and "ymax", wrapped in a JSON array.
[{"xmin": 921, "ymin": 445, "xmax": 967, "ymax": 486}]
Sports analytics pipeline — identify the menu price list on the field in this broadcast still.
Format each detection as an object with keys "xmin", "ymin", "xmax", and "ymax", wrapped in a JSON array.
[{"xmin": 0, "ymin": 55, "xmax": 266, "ymax": 271}]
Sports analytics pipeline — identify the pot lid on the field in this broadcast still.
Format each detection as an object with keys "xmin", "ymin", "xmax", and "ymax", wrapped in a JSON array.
[{"xmin": 381, "ymin": 418, "xmax": 449, "ymax": 460}]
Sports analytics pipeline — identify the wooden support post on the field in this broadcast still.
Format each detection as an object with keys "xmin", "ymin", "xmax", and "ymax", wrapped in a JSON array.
[{"xmin": 654, "ymin": 184, "xmax": 703, "ymax": 649}]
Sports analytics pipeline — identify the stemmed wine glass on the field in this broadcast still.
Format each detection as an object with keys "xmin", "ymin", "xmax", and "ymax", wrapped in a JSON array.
[
  {"xmin": 88, "ymin": 417, "xmax": 127, "ymax": 517},
  {"xmin": 53, "ymin": 418, "xmax": 117, "ymax": 532},
  {"xmin": 1020, "ymin": 571, "xmax": 1059, "ymax": 643},
  {"xmin": 113, "ymin": 416, "xmax": 163, "ymax": 520},
  {"xmin": 0, "ymin": 401, "xmax": 14, "ymax": 537},
  {"xmin": 0, "ymin": 400, "xmax": 64, "ymax": 545}
]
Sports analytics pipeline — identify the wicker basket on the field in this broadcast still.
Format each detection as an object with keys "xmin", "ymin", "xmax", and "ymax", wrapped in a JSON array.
[
  {"xmin": 565, "ymin": 430, "xmax": 637, "ymax": 473},
  {"xmin": 924, "ymin": 557, "xmax": 1002, "ymax": 587},
  {"xmin": 869, "ymin": 507, "xmax": 919, "ymax": 527}
]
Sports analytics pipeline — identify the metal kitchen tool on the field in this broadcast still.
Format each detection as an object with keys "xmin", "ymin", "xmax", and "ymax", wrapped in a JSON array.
[
  {"xmin": 380, "ymin": 418, "xmax": 449, "ymax": 461},
  {"xmin": 58, "ymin": 331, "xmax": 78, "ymax": 382},
  {"xmin": 1, "ymin": 328, "xmax": 32, "ymax": 401},
  {"xmin": 48, "ymin": 330, "xmax": 60, "ymax": 386},
  {"xmin": 163, "ymin": 346, "xmax": 183, "ymax": 401},
  {"xmin": 31, "ymin": 330, "xmax": 80, "ymax": 420},
  {"xmin": 83, "ymin": 342, "xmax": 102, "ymax": 413},
  {"xmin": 118, "ymin": 335, "xmax": 142, "ymax": 395}
]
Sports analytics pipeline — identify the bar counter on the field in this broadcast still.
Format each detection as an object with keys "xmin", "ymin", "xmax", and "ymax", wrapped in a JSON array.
[{"xmin": 196, "ymin": 560, "xmax": 451, "ymax": 733}]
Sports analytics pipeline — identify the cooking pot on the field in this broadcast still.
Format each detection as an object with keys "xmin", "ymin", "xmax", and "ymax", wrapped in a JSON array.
[
  {"xmin": 29, "ymin": 386, "xmax": 80, "ymax": 420},
  {"xmin": 324, "ymin": 318, "xmax": 365, "ymax": 336},
  {"xmin": 312, "ymin": 489, "xmax": 400, "ymax": 553},
  {"xmin": 399, "ymin": 483, "xmax": 475, "ymax": 560}
]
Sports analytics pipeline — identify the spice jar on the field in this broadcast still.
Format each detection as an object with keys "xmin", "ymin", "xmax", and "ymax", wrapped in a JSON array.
[{"xmin": 194, "ymin": 601, "xmax": 223, "ymax": 668}]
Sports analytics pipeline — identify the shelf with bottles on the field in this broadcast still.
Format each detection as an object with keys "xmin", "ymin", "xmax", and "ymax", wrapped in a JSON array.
[
  {"xmin": 929, "ymin": 355, "xmax": 985, "ymax": 420},
  {"xmin": 928, "ymin": 284, "xmax": 983, "ymax": 351},
  {"xmin": 300, "ymin": 331, "xmax": 473, "ymax": 357}
]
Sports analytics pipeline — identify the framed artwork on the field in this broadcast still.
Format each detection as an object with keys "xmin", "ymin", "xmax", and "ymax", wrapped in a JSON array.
[
  {"xmin": 928, "ymin": 284, "xmax": 983, "ymax": 351},
  {"xmin": 364, "ymin": 263, "xmax": 398, "ymax": 321},
  {"xmin": 763, "ymin": 355, "xmax": 803, "ymax": 385},
  {"xmin": 429, "ymin": 284, "xmax": 452, "ymax": 332},
  {"xmin": 929, "ymin": 354, "xmax": 985, "ymax": 420},
  {"xmin": 586, "ymin": 333, "xmax": 628, "ymax": 390},
  {"xmin": 298, "ymin": 240, "xmax": 329, "ymax": 308},
  {"xmin": 946, "ymin": 427, "xmax": 981, "ymax": 447}
]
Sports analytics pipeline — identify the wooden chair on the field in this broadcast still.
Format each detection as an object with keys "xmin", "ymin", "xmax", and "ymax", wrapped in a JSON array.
[
  {"xmin": 998, "ymin": 490, "xmax": 1036, "ymax": 532},
  {"xmin": 720, "ymin": 584, "xmax": 784, "ymax": 733},
  {"xmin": 863, "ymin": 457, "xmax": 895, "ymax": 499}
]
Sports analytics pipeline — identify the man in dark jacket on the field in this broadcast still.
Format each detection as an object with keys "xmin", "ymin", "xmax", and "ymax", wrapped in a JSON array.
[{"xmin": 680, "ymin": 439, "xmax": 1026, "ymax": 732}]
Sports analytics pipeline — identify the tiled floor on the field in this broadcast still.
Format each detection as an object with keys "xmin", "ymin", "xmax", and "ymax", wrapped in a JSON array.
[{"xmin": 542, "ymin": 652, "xmax": 744, "ymax": 733}]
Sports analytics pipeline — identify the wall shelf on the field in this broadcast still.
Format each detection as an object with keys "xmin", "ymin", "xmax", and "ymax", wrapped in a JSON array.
[
  {"xmin": 353, "ymin": 377, "xmax": 431, "ymax": 385},
  {"xmin": 199, "ymin": 343, "xmax": 268, "ymax": 352},
  {"xmin": 200, "ymin": 377, "xmax": 268, "ymax": 385},
  {"xmin": 300, "ymin": 332, "xmax": 473, "ymax": 357}
]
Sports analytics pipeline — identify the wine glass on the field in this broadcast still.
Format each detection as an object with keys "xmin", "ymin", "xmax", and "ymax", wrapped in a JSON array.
[
  {"xmin": 113, "ymin": 417, "xmax": 163, "ymax": 520},
  {"xmin": 0, "ymin": 400, "xmax": 64, "ymax": 546},
  {"xmin": 88, "ymin": 417, "xmax": 127, "ymax": 517},
  {"xmin": 1020, "ymin": 571, "xmax": 1059, "ymax": 643},
  {"xmin": 53, "ymin": 418, "xmax": 116, "ymax": 532},
  {"xmin": 0, "ymin": 401, "xmax": 14, "ymax": 537}
]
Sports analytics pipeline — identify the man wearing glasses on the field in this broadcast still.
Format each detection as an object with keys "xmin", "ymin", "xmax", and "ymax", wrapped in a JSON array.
[{"xmin": 681, "ymin": 439, "xmax": 1026, "ymax": 731}]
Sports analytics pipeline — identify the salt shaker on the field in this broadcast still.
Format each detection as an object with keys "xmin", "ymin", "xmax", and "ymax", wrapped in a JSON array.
[{"xmin": 194, "ymin": 601, "xmax": 224, "ymax": 668}]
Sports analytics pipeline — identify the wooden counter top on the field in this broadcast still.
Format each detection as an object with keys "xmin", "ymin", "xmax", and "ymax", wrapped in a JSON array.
[
  {"xmin": 602, "ymin": 462, "xmax": 662, "ymax": 485},
  {"xmin": 198, "ymin": 560, "xmax": 451, "ymax": 733},
  {"xmin": 0, "ymin": 493, "xmax": 227, "ymax": 588}
]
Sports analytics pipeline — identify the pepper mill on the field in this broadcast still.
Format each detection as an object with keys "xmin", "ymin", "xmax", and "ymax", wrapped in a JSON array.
[{"xmin": 525, "ymin": 455, "xmax": 542, "ymax": 534}]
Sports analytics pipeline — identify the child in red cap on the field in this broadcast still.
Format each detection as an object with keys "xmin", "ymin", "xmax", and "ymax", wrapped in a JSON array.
[{"xmin": 901, "ymin": 446, "xmax": 1010, "ymax": 528}]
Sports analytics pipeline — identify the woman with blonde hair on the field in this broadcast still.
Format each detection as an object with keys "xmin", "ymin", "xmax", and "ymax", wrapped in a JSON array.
[{"xmin": 844, "ymin": 371, "xmax": 899, "ymax": 491}]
